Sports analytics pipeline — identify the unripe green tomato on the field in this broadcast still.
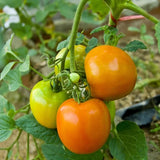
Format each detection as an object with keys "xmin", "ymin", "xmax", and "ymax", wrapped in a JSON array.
[
  {"xmin": 30, "ymin": 80, "xmax": 68, "ymax": 128},
  {"xmin": 55, "ymin": 45, "xmax": 86, "ymax": 74},
  {"xmin": 69, "ymin": 73, "xmax": 80, "ymax": 83}
]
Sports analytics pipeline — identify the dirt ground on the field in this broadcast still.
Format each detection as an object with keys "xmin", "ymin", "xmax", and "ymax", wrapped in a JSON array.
[{"xmin": 1, "ymin": 3, "xmax": 160, "ymax": 160}]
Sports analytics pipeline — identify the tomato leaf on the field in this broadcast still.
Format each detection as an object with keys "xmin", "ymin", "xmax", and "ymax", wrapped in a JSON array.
[
  {"xmin": 85, "ymin": 37, "xmax": 98, "ymax": 53},
  {"xmin": 0, "ymin": 62, "xmax": 16, "ymax": 80},
  {"xmin": 109, "ymin": 121, "xmax": 148, "ymax": 160},
  {"xmin": 0, "ymin": 115, "xmax": 15, "ymax": 142},
  {"xmin": 10, "ymin": 23, "xmax": 32, "ymax": 40},
  {"xmin": 0, "ymin": 0, "xmax": 23, "ymax": 8},
  {"xmin": 0, "ymin": 95, "xmax": 15, "ymax": 115},
  {"xmin": 89, "ymin": 0, "xmax": 109, "ymax": 19},
  {"xmin": 42, "ymin": 142, "xmax": 104, "ymax": 160},
  {"xmin": 155, "ymin": 21, "xmax": 160, "ymax": 53},
  {"xmin": 19, "ymin": 55, "xmax": 30, "ymax": 73},
  {"xmin": 3, "ymin": 67, "xmax": 22, "ymax": 92},
  {"xmin": 16, "ymin": 114, "xmax": 58, "ymax": 144},
  {"xmin": 122, "ymin": 40, "xmax": 147, "ymax": 52}
]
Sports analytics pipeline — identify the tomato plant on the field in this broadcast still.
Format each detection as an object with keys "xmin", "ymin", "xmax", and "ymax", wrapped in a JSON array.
[
  {"xmin": 0, "ymin": 0, "xmax": 160, "ymax": 160},
  {"xmin": 30, "ymin": 80, "xmax": 68, "ymax": 128},
  {"xmin": 85, "ymin": 45, "xmax": 137, "ymax": 101},
  {"xmin": 56, "ymin": 98, "xmax": 111, "ymax": 154}
]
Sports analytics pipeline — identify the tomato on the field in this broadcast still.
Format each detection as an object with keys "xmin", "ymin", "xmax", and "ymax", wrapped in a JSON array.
[
  {"xmin": 30, "ymin": 80, "xmax": 68, "ymax": 129},
  {"xmin": 85, "ymin": 45, "xmax": 137, "ymax": 101},
  {"xmin": 56, "ymin": 98, "xmax": 111, "ymax": 154},
  {"xmin": 69, "ymin": 72, "xmax": 80, "ymax": 83},
  {"xmin": 55, "ymin": 45, "xmax": 86, "ymax": 74}
]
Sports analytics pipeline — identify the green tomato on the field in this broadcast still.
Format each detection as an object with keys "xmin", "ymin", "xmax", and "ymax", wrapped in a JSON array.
[
  {"xmin": 30, "ymin": 80, "xmax": 68, "ymax": 128},
  {"xmin": 69, "ymin": 73, "xmax": 80, "ymax": 83},
  {"xmin": 55, "ymin": 45, "xmax": 86, "ymax": 74}
]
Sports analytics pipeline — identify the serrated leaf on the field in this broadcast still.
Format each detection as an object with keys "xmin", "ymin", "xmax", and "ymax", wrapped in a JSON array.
[
  {"xmin": 0, "ymin": 62, "xmax": 15, "ymax": 80},
  {"xmin": 3, "ymin": 67, "xmax": 22, "ymax": 92},
  {"xmin": 0, "ymin": 95, "xmax": 15, "ymax": 114},
  {"xmin": 16, "ymin": 114, "xmax": 58, "ymax": 144},
  {"xmin": 57, "ymin": 39, "xmax": 69, "ymax": 51},
  {"xmin": 155, "ymin": 21, "xmax": 160, "ymax": 52},
  {"xmin": 42, "ymin": 142, "xmax": 103, "ymax": 160},
  {"xmin": 123, "ymin": 40, "xmax": 147, "ymax": 52},
  {"xmin": 75, "ymin": 33, "xmax": 85, "ymax": 45},
  {"xmin": 85, "ymin": 37, "xmax": 98, "ymax": 53},
  {"xmin": 90, "ymin": 26, "xmax": 107, "ymax": 34},
  {"xmin": 35, "ymin": 10, "xmax": 49, "ymax": 23},
  {"xmin": 109, "ymin": 121, "xmax": 148, "ymax": 160},
  {"xmin": 0, "ymin": 115, "xmax": 15, "ymax": 142},
  {"xmin": 19, "ymin": 55, "xmax": 30, "ymax": 72}
]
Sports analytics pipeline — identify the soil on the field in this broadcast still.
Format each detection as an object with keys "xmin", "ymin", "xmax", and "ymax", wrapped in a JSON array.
[{"xmin": 1, "ymin": 3, "xmax": 160, "ymax": 160}]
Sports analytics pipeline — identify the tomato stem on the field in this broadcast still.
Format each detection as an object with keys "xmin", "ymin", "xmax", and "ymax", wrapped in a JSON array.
[
  {"xmin": 123, "ymin": 1, "xmax": 159, "ymax": 24},
  {"xmin": 68, "ymin": 0, "xmax": 88, "ymax": 72}
]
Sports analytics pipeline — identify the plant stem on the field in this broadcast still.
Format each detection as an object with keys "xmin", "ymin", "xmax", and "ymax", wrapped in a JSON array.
[
  {"xmin": 68, "ymin": 0, "xmax": 88, "ymax": 72},
  {"xmin": 124, "ymin": 2, "xmax": 159, "ymax": 24},
  {"xmin": 30, "ymin": 66, "xmax": 46, "ymax": 79}
]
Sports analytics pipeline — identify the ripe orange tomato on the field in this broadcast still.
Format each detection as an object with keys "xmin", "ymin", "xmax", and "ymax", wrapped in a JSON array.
[
  {"xmin": 85, "ymin": 45, "xmax": 137, "ymax": 101},
  {"xmin": 56, "ymin": 98, "xmax": 111, "ymax": 154}
]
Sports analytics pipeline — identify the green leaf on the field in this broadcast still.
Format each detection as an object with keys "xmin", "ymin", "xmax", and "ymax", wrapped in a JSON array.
[
  {"xmin": 140, "ymin": 24, "xmax": 146, "ymax": 34},
  {"xmin": 0, "ymin": 62, "xmax": 16, "ymax": 80},
  {"xmin": 128, "ymin": 26, "xmax": 140, "ymax": 32},
  {"xmin": 35, "ymin": 10, "xmax": 49, "ymax": 23},
  {"xmin": 57, "ymin": 39, "xmax": 69, "ymax": 51},
  {"xmin": 16, "ymin": 114, "xmax": 58, "ymax": 144},
  {"xmin": 0, "ymin": 0, "xmax": 23, "ymax": 8},
  {"xmin": 85, "ymin": 37, "xmax": 98, "ymax": 53},
  {"xmin": 0, "ymin": 81, "xmax": 9, "ymax": 95},
  {"xmin": 0, "ymin": 13, "xmax": 9, "ymax": 26},
  {"xmin": 1, "ymin": 34, "xmax": 14, "ymax": 56},
  {"xmin": 58, "ymin": 2, "xmax": 77, "ymax": 19},
  {"xmin": 10, "ymin": 23, "xmax": 32, "ymax": 40},
  {"xmin": 26, "ymin": 0, "xmax": 39, "ymax": 7},
  {"xmin": 0, "ymin": 115, "xmax": 15, "ymax": 142},
  {"xmin": 42, "ymin": 142, "xmax": 104, "ymax": 160},
  {"xmin": 90, "ymin": 25, "xmax": 107, "ymax": 34},
  {"xmin": 109, "ymin": 121, "xmax": 148, "ymax": 160},
  {"xmin": 0, "ymin": 95, "xmax": 15, "ymax": 114},
  {"xmin": 3, "ymin": 67, "xmax": 22, "ymax": 92},
  {"xmin": 19, "ymin": 55, "xmax": 30, "ymax": 73},
  {"xmin": 123, "ymin": 40, "xmax": 147, "ymax": 52},
  {"xmin": 28, "ymin": 49, "xmax": 38, "ymax": 56},
  {"xmin": 76, "ymin": 33, "xmax": 85, "ymax": 45},
  {"xmin": 141, "ymin": 35, "xmax": 154, "ymax": 45},
  {"xmin": 155, "ymin": 21, "xmax": 160, "ymax": 52},
  {"xmin": 89, "ymin": 0, "xmax": 109, "ymax": 19}
]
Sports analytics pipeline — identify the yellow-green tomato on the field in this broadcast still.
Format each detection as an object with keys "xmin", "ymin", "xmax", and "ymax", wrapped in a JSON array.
[
  {"xmin": 30, "ymin": 80, "xmax": 68, "ymax": 129},
  {"xmin": 55, "ymin": 45, "xmax": 86, "ymax": 74}
]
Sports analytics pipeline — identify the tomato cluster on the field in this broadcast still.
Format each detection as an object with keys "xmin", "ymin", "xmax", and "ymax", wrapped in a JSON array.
[{"xmin": 30, "ymin": 44, "xmax": 137, "ymax": 154}]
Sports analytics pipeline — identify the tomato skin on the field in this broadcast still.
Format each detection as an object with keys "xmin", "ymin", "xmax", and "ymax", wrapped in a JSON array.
[
  {"xmin": 55, "ymin": 45, "xmax": 86, "ymax": 74},
  {"xmin": 85, "ymin": 45, "xmax": 137, "ymax": 101},
  {"xmin": 30, "ymin": 80, "xmax": 68, "ymax": 129},
  {"xmin": 56, "ymin": 98, "xmax": 111, "ymax": 154}
]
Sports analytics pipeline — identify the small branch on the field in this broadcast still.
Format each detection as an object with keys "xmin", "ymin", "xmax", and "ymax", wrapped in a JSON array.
[
  {"xmin": 30, "ymin": 66, "xmax": 47, "ymax": 79},
  {"xmin": 124, "ymin": 2, "xmax": 159, "ymax": 24},
  {"xmin": 118, "ymin": 15, "xmax": 144, "ymax": 22}
]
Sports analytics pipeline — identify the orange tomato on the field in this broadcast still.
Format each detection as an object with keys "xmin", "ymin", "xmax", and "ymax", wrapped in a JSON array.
[
  {"xmin": 85, "ymin": 45, "xmax": 137, "ymax": 101},
  {"xmin": 56, "ymin": 98, "xmax": 111, "ymax": 154}
]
